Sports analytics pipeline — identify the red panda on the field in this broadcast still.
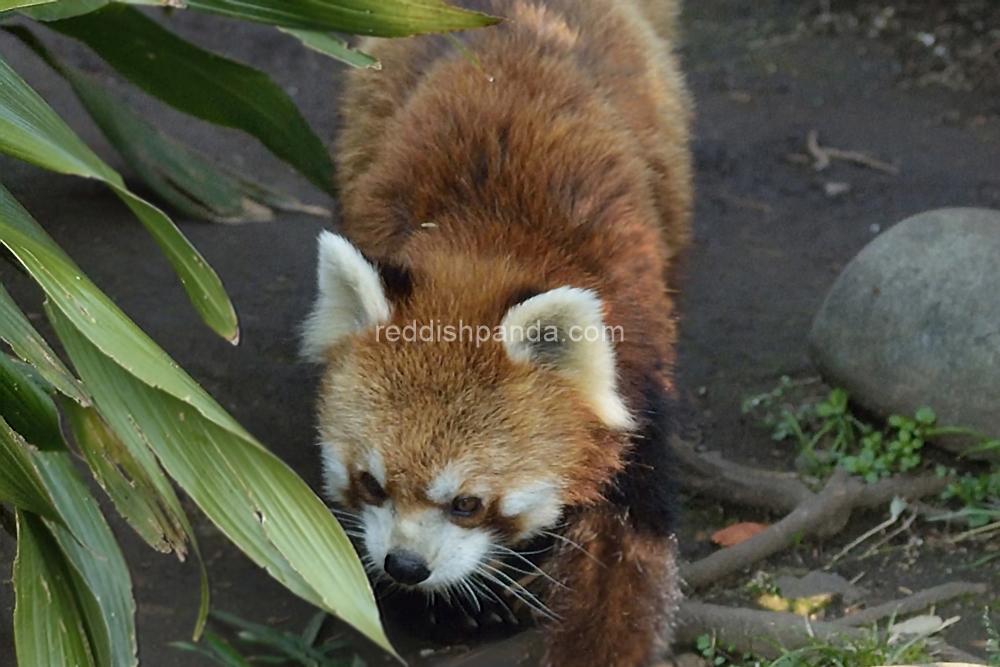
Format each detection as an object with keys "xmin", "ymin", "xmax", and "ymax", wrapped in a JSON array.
[{"xmin": 302, "ymin": 1, "xmax": 692, "ymax": 664}]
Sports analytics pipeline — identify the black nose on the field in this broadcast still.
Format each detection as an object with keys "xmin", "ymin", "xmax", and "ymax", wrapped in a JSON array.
[{"xmin": 384, "ymin": 550, "xmax": 431, "ymax": 585}]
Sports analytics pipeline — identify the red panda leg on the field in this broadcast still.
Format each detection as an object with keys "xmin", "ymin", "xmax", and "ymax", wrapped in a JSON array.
[{"xmin": 543, "ymin": 509, "xmax": 680, "ymax": 667}]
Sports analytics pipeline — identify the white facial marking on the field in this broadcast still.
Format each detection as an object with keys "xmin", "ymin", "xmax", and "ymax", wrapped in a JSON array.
[
  {"xmin": 501, "ymin": 481, "xmax": 563, "ymax": 538},
  {"xmin": 425, "ymin": 466, "xmax": 464, "ymax": 505},
  {"xmin": 365, "ymin": 449, "xmax": 386, "ymax": 486},
  {"xmin": 360, "ymin": 504, "xmax": 394, "ymax": 569},
  {"xmin": 424, "ymin": 524, "xmax": 492, "ymax": 587},
  {"xmin": 319, "ymin": 442, "xmax": 349, "ymax": 502},
  {"xmin": 361, "ymin": 505, "xmax": 492, "ymax": 590}
]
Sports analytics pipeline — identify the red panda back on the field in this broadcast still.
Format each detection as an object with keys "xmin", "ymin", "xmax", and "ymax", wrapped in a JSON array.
[{"xmin": 335, "ymin": 0, "xmax": 691, "ymax": 278}]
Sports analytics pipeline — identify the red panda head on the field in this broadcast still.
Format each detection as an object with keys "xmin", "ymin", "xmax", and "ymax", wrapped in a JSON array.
[{"xmin": 303, "ymin": 231, "xmax": 631, "ymax": 591}]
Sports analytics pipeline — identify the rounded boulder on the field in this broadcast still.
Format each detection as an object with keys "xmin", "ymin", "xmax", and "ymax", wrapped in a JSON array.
[{"xmin": 808, "ymin": 207, "xmax": 1000, "ymax": 453}]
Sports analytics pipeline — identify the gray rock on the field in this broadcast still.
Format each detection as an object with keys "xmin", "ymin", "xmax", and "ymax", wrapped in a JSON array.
[
  {"xmin": 809, "ymin": 208, "xmax": 1000, "ymax": 454},
  {"xmin": 774, "ymin": 571, "xmax": 865, "ymax": 605}
]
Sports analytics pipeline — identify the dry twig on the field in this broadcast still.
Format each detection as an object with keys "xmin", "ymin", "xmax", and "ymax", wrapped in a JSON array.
[{"xmin": 806, "ymin": 129, "xmax": 900, "ymax": 174}]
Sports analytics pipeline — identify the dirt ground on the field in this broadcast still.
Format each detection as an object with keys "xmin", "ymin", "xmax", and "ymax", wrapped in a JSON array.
[{"xmin": 1, "ymin": 1, "xmax": 998, "ymax": 665}]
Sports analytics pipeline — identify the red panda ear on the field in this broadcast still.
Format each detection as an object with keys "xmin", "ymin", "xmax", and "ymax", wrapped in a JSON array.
[
  {"xmin": 500, "ymin": 287, "xmax": 634, "ymax": 430},
  {"xmin": 301, "ymin": 231, "xmax": 392, "ymax": 361}
]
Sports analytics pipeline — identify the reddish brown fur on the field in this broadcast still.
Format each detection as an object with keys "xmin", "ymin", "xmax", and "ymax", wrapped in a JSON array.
[
  {"xmin": 546, "ymin": 510, "xmax": 680, "ymax": 666},
  {"xmin": 327, "ymin": 1, "xmax": 692, "ymax": 664}
]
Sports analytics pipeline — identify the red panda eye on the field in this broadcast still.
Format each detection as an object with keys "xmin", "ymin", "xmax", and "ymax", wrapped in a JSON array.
[
  {"xmin": 450, "ymin": 496, "xmax": 482, "ymax": 516},
  {"xmin": 358, "ymin": 472, "xmax": 387, "ymax": 505}
]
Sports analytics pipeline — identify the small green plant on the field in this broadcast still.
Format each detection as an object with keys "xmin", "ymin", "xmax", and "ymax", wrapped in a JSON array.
[
  {"xmin": 762, "ymin": 627, "xmax": 935, "ymax": 667},
  {"xmin": 837, "ymin": 409, "xmax": 936, "ymax": 482},
  {"xmin": 745, "ymin": 570, "xmax": 779, "ymax": 597},
  {"xmin": 696, "ymin": 633, "xmax": 750, "ymax": 667},
  {"xmin": 172, "ymin": 610, "xmax": 365, "ymax": 667},
  {"xmin": 984, "ymin": 607, "xmax": 1000, "ymax": 667},
  {"xmin": 694, "ymin": 620, "xmax": 942, "ymax": 667},
  {"xmin": 744, "ymin": 380, "xmax": 999, "ymax": 524}
]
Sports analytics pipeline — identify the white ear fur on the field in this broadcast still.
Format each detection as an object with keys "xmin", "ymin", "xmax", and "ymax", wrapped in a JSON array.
[
  {"xmin": 301, "ymin": 232, "xmax": 391, "ymax": 361},
  {"xmin": 501, "ymin": 287, "xmax": 634, "ymax": 430}
]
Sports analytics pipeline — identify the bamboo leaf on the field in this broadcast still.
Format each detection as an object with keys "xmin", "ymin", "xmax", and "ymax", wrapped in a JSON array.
[
  {"xmin": 0, "ymin": 415, "xmax": 62, "ymax": 522},
  {"xmin": 0, "ymin": 283, "xmax": 88, "ymax": 403},
  {"xmin": 16, "ymin": 0, "xmax": 108, "ymax": 21},
  {"xmin": 63, "ymin": 398, "xmax": 189, "ymax": 557},
  {"xmin": 1, "ymin": 183, "xmax": 213, "ymax": 636},
  {"xmin": 280, "ymin": 29, "xmax": 380, "ymax": 69},
  {"xmin": 47, "ymin": 5, "xmax": 335, "ymax": 194},
  {"xmin": 0, "ymin": 0, "xmax": 52, "ymax": 11},
  {"xmin": 49, "ymin": 302, "xmax": 395, "ymax": 657},
  {"xmin": 31, "ymin": 446, "xmax": 139, "ymax": 667},
  {"xmin": 176, "ymin": 0, "xmax": 498, "ymax": 36},
  {"xmin": 13, "ymin": 509, "xmax": 98, "ymax": 667},
  {"xmin": 0, "ymin": 352, "xmax": 65, "ymax": 451},
  {"xmin": 6, "ymin": 25, "xmax": 330, "ymax": 223},
  {"xmin": 0, "ymin": 57, "xmax": 239, "ymax": 342},
  {"xmin": 1, "ymin": 183, "xmax": 389, "ymax": 653},
  {"xmin": 0, "ymin": 183, "xmax": 245, "ymax": 440}
]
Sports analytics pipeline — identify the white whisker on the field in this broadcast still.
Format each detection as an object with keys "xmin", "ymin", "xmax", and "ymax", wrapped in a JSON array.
[
  {"xmin": 488, "ymin": 544, "xmax": 567, "ymax": 590},
  {"xmin": 468, "ymin": 574, "xmax": 515, "ymax": 620},
  {"xmin": 478, "ymin": 562, "xmax": 557, "ymax": 620},
  {"xmin": 542, "ymin": 530, "xmax": 605, "ymax": 568}
]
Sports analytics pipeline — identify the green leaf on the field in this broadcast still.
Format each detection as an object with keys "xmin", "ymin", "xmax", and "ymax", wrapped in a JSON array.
[
  {"xmin": 202, "ymin": 631, "xmax": 254, "ymax": 667},
  {"xmin": 49, "ymin": 304, "xmax": 395, "ymax": 657},
  {"xmin": 0, "ymin": 182, "xmax": 243, "ymax": 441},
  {"xmin": 301, "ymin": 610, "xmax": 327, "ymax": 646},
  {"xmin": 0, "ymin": 353, "xmax": 65, "ymax": 451},
  {"xmin": 17, "ymin": 0, "xmax": 108, "ymax": 21},
  {"xmin": 0, "ymin": 283, "xmax": 88, "ymax": 403},
  {"xmin": 6, "ymin": 25, "xmax": 330, "ymax": 224},
  {"xmin": 2, "ymin": 100, "xmax": 389, "ymax": 658},
  {"xmin": 0, "ymin": 59, "xmax": 116, "ymax": 179},
  {"xmin": 47, "ymin": 5, "xmax": 335, "ymax": 194},
  {"xmin": 0, "ymin": 415, "xmax": 62, "ymax": 522},
  {"xmin": 915, "ymin": 406, "xmax": 936, "ymax": 426},
  {"xmin": 180, "ymin": 0, "xmax": 498, "ymax": 36},
  {"xmin": 210, "ymin": 610, "xmax": 325, "ymax": 661},
  {"xmin": 62, "ymin": 398, "xmax": 190, "ymax": 557},
  {"xmin": 13, "ymin": 509, "xmax": 98, "ymax": 667},
  {"xmin": 0, "ymin": 59, "xmax": 238, "ymax": 342},
  {"xmin": 32, "ymin": 447, "xmax": 138, "ymax": 667},
  {"xmin": 0, "ymin": 184, "xmax": 213, "ymax": 636},
  {"xmin": 0, "ymin": 0, "xmax": 57, "ymax": 13},
  {"xmin": 280, "ymin": 28, "xmax": 380, "ymax": 68}
]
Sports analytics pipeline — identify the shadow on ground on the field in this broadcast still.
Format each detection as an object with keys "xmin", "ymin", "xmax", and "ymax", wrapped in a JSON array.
[{"xmin": 1, "ymin": 1, "xmax": 997, "ymax": 665}]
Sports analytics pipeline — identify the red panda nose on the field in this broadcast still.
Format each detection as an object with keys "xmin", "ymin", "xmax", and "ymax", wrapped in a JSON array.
[{"xmin": 384, "ymin": 550, "xmax": 431, "ymax": 585}]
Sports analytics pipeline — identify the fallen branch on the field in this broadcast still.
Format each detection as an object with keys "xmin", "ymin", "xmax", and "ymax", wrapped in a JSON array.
[
  {"xmin": 671, "ymin": 435, "xmax": 953, "ymax": 517},
  {"xmin": 675, "ymin": 599, "xmax": 868, "ymax": 658},
  {"xmin": 438, "ymin": 583, "xmax": 990, "ymax": 666},
  {"xmin": 679, "ymin": 467, "xmax": 953, "ymax": 591},
  {"xmin": 674, "ymin": 600, "xmax": 986, "ymax": 664},
  {"xmin": 671, "ymin": 435, "xmax": 811, "ymax": 513},
  {"xmin": 833, "ymin": 581, "xmax": 988, "ymax": 628},
  {"xmin": 681, "ymin": 469, "xmax": 853, "ymax": 589}
]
